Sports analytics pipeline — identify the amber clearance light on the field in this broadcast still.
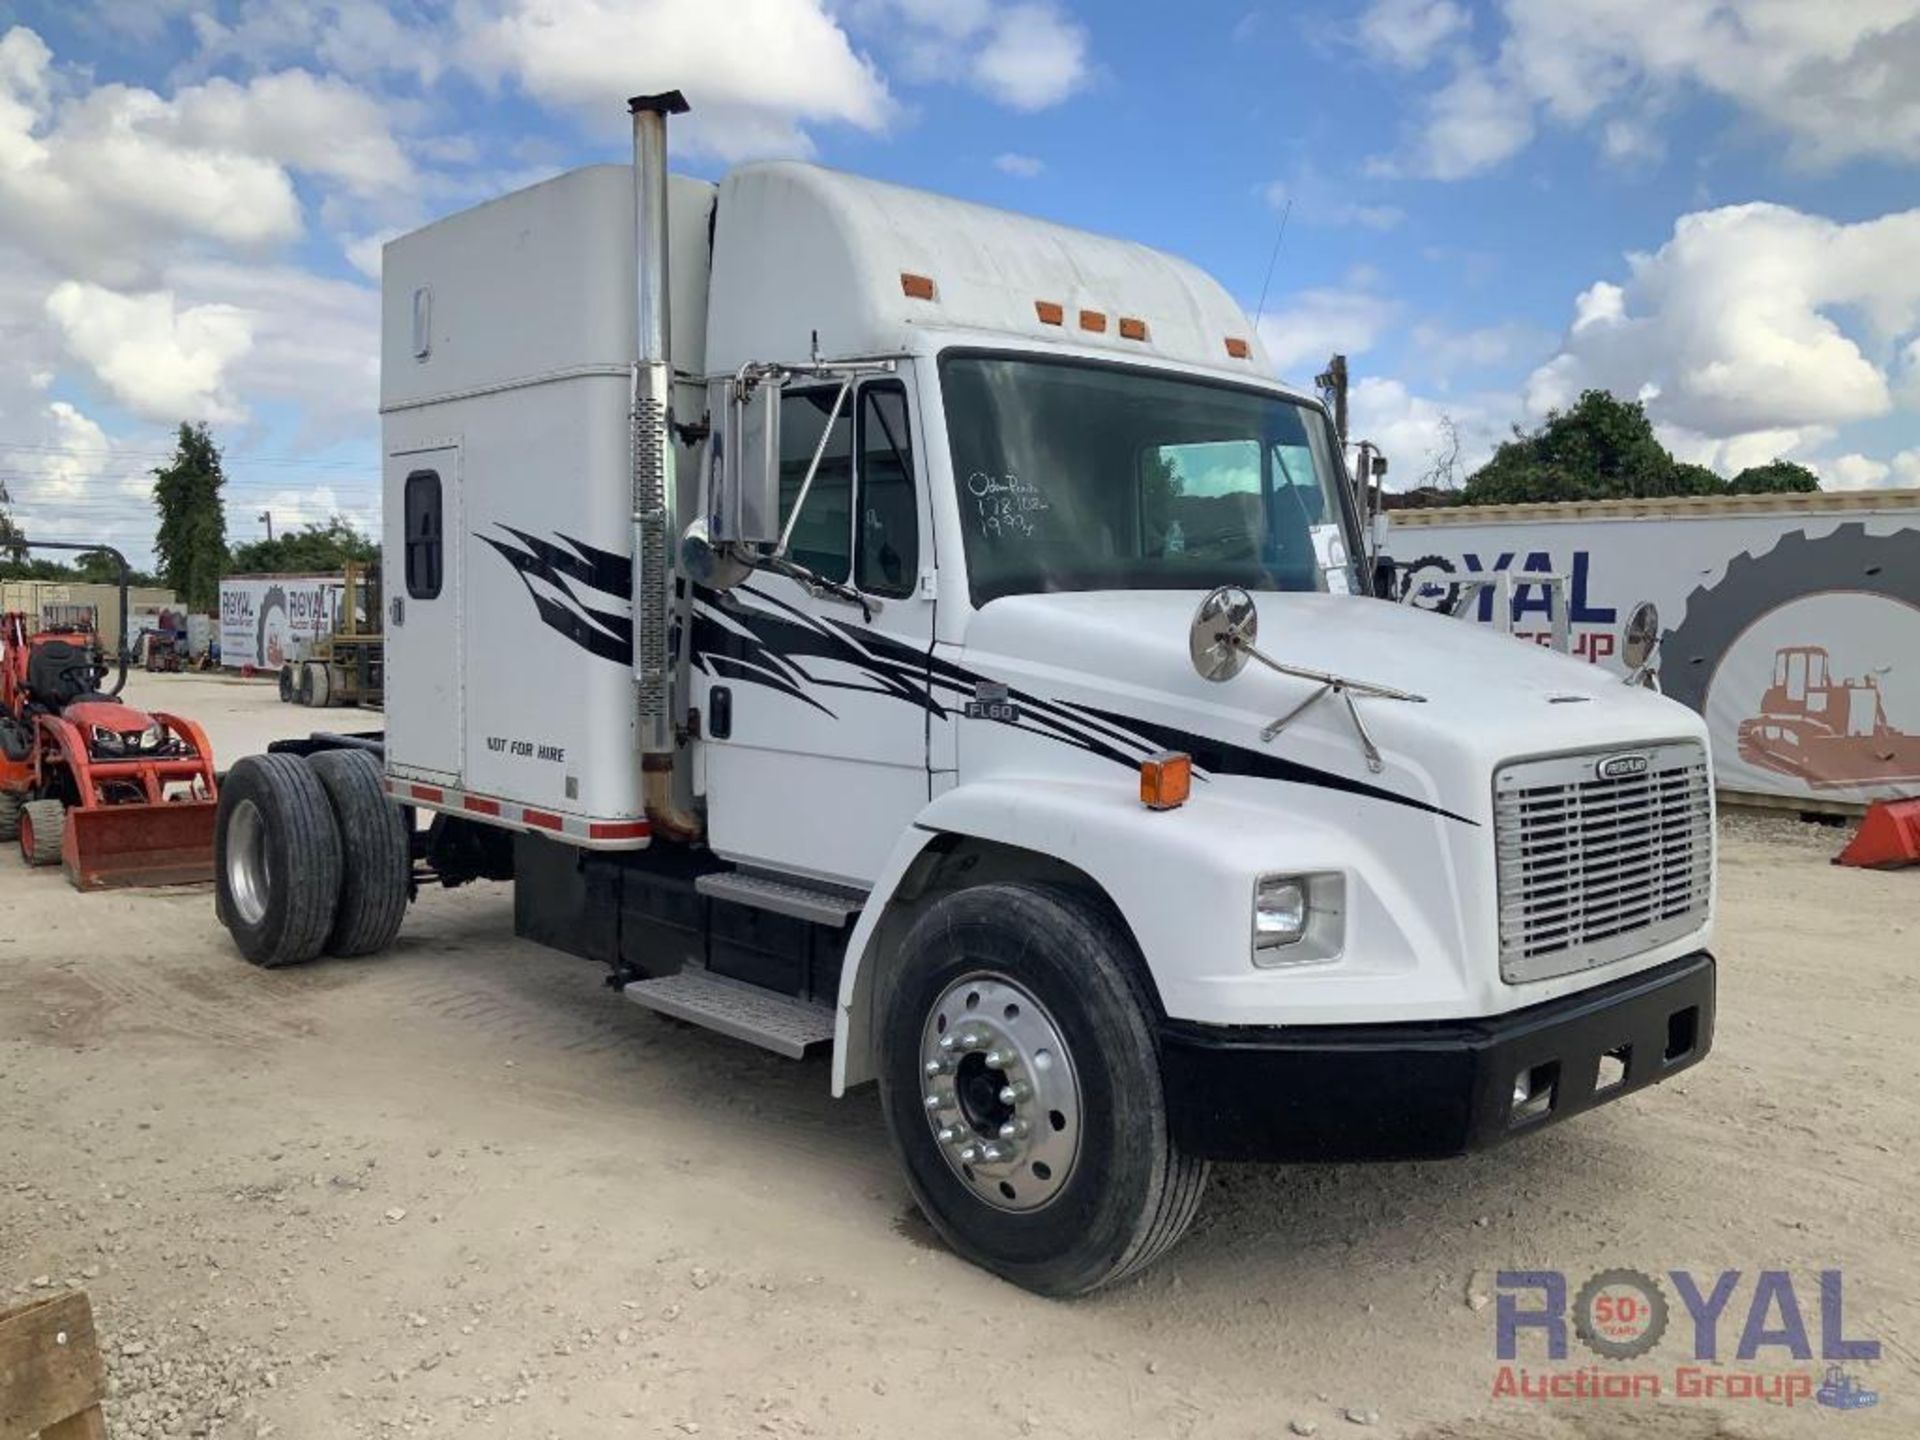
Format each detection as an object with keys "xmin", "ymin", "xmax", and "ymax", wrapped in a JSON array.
[{"xmin": 1140, "ymin": 752, "xmax": 1192, "ymax": 810}]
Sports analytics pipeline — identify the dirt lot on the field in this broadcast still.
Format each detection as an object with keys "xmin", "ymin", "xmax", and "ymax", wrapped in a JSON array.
[{"xmin": 3, "ymin": 673, "xmax": 1915, "ymax": 1439}]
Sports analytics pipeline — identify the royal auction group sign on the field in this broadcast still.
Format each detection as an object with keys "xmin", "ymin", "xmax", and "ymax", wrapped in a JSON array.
[{"xmin": 1390, "ymin": 493, "xmax": 1920, "ymax": 807}]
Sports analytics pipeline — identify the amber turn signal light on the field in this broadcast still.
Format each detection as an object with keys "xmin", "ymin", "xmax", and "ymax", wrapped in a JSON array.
[
  {"xmin": 1140, "ymin": 751, "xmax": 1192, "ymax": 810},
  {"xmin": 900, "ymin": 272, "xmax": 937, "ymax": 300}
]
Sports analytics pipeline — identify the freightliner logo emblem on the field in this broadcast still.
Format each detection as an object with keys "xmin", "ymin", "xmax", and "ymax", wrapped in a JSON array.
[{"xmin": 1597, "ymin": 752, "xmax": 1651, "ymax": 780}]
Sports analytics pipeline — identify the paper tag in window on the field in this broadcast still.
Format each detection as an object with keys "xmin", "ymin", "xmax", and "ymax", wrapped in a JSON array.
[{"xmin": 1310, "ymin": 524, "xmax": 1351, "ymax": 594}]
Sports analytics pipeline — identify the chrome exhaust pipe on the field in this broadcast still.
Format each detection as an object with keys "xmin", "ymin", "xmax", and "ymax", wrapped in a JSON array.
[{"xmin": 628, "ymin": 90, "xmax": 700, "ymax": 842}]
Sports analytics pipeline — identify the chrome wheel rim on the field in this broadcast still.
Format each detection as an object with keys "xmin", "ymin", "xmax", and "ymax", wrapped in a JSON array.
[
  {"xmin": 919, "ymin": 973, "xmax": 1081, "ymax": 1212},
  {"xmin": 226, "ymin": 798, "xmax": 270, "ymax": 926}
]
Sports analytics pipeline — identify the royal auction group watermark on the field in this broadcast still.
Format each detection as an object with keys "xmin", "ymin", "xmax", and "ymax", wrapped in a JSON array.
[{"xmin": 1490, "ymin": 1267, "xmax": 1881, "ymax": 1412}]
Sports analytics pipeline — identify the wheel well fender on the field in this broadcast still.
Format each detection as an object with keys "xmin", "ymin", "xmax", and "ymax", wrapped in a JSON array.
[{"xmin": 830, "ymin": 777, "xmax": 1285, "ymax": 1095}]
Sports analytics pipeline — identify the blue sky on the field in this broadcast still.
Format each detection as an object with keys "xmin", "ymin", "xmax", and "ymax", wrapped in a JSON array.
[{"xmin": 2, "ymin": 0, "xmax": 1917, "ymax": 563}]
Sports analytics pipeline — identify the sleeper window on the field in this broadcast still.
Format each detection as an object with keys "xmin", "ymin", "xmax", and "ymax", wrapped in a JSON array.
[
  {"xmin": 856, "ymin": 382, "xmax": 918, "ymax": 597},
  {"xmin": 403, "ymin": 469, "xmax": 442, "ymax": 600},
  {"xmin": 778, "ymin": 388, "xmax": 854, "ymax": 581}
]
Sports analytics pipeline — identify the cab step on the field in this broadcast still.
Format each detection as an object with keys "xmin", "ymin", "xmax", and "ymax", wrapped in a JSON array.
[
  {"xmin": 623, "ymin": 970, "xmax": 836, "ymax": 1059},
  {"xmin": 695, "ymin": 869, "xmax": 867, "ymax": 926}
]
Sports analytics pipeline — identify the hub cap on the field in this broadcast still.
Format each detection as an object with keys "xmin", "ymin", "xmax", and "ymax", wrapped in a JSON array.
[
  {"xmin": 226, "ymin": 798, "xmax": 270, "ymax": 926},
  {"xmin": 918, "ymin": 973, "xmax": 1081, "ymax": 1212}
]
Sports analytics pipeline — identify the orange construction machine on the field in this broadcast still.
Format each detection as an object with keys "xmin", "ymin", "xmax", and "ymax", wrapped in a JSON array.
[
  {"xmin": 1737, "ymin": 644, "xmax": 1920, "ymax": 790},
  {"xmin": 0, "ymin": 543, "xmax": 219, "ymax": 889}
]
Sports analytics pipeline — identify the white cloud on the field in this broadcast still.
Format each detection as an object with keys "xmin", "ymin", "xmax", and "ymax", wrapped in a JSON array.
[
  {"xmin": 1347, "ymin": 377, "xmax": 1503, "ymax": 488},
  {"xmin": 970, "ymin": 4, "xmax": 1090, "ymax": 110},
  {"xmin": 1378, "ymin": 0, "xmax": 1920, "ymax": 178},
  {"xmin": 0, "ymin": 26, "xmax": 409, "ymax": 284},
  {"xmin": 1895, "ymin": 449, "xmax": 1920, "ymax": 486},
  {"xmin": 45, "ymin": 282, "xmax": 253, "ymax": 424},
  {"xmin": 455, "ymin": 0, "xmax": 896, "ymax": 160},
  {"xmin": 1396, "ymin": 60, "xmax": 1535, "ymax": 179},
  {"xmin": 1256, "ymin": 284, "xmax": 1399, "ymax": 376},
  {"xmin": 993, "ymin": 151, "xmax": 1045, "ymax": 178},
  {"xmin": 1358, "ymin": 0, "xmax": 1470, "ymax": 69},
  {"xmin": 1818, "ymin": 453, "xmax": 1893, "ymax": 491},
  {"xmin": 166, "ymin": 261, "xmax": 380, "ymax": 438},
  {"xmin": 185, "ymin": 0, "xmax": 443, "ymax": 85},
  {"xmin": 1524, "ymin": 203, "xmax": 1920, "ymax": 466},
  {"xmin": 167, "ymin": 69, "xmax": 412, "ymax": 196}
]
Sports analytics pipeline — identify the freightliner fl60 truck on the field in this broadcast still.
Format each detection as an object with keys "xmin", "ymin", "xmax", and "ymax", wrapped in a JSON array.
[{"xmin": 215, "ymin": 92, "xmax": 1717, "ymax": 1296}]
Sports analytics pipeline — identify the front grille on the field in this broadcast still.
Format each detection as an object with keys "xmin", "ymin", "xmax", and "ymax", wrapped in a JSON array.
[{"xmin": 1494, "ymin": 742, "xmax": 1712, "ymax": 983}]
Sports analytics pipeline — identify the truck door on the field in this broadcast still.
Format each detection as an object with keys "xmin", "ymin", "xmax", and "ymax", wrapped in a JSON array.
[
  {"xmin": 383, "ymin": 443, "xmax": 463, "ymax": 782},
  {"xmin": 698, "ymin": 376, "xmax": 932, "ymax": 887}
]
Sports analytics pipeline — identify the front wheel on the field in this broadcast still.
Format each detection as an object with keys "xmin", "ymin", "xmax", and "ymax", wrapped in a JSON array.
[
  {"xmin": 19, "ymin": 799, "xmax": 64, "ymax": 866},
  {"xmin": 878, "ymin": 883, "xmax": 1209, "ymax": 1296}
]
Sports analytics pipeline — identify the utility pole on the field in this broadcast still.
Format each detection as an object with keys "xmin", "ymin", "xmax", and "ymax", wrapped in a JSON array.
[
  {"xmin": 1315, "ymin": 353, "xmax": 1349, "ymax": 442},
  {"xmin": 259, "ymin": 510, "xmax": 273, "ymax": 541}
]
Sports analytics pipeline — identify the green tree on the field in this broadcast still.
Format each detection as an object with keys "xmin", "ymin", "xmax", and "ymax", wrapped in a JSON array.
[
  {"xmin": 228, "ymin": 516, "xmax": 378, "ymax": 575},
  {"xmin": 151, "ymin": 422, "xmax": 228, "ymax": 609},
  {"xmin": 0, "ymin": 480, "xmax": 25, "ymax": 563},
  {"xmin": 1463, "ymin": 391, "xmax": 1684, "ymax": 504},
  {"xmin": 1729, "ymin": 459, "xmax": 1820, "ymax": 494}
]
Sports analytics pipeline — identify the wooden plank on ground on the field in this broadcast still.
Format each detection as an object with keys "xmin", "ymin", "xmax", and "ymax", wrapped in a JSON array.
[{"xmin": 0, "ymin": 1290, "xmax": 107, "ymax": 1439}]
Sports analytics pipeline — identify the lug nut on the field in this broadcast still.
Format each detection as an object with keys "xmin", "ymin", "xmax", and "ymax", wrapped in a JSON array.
[
  {"xmin": 998, "ymin": 1120, "xmax": 1028, "ymax": 1141},
  {"xmin": 937, "ymin": 1125, "xmax": 964, "ymax": 1144},
  {"xmin": 923, "ymin": 1093, "xmax": 945, "ymax": 1112},
  {"xmin": 925, "ymin": 1059, "xmax": 948, "ymax": 1077},
  {"xmin": 998, "ymin": 1081, "xmax": 1031, "ymax": 1105},
  {"xmin": 984, "ymin": 1049, "xmax": 1011, "ymax": 1068},
  {"xmin": 938, "ymin": 1034, "xmax": 957, "ymax": 1052},
  {"xmin": 981, "ymin": 1145, "xmax": 1004, "ymax": 1163},
  {"xmin": 958, "ymin": 1146, "xmax": 980, "ymax": 1164}
]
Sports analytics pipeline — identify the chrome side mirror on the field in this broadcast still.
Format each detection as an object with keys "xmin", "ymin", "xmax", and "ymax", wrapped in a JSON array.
[
  {"xmin": 1190, "ymin": 585, "xmax": 1258, "ymax": 682},
  {"xmin": 711, "ymin": 373, "xmax": 783, "ymax": 546}
]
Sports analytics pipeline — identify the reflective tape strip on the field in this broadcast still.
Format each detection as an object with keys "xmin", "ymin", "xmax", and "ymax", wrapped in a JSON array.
[{"xmin": 381, "ymin": 778, "xmax": 651, "ymax": 849}]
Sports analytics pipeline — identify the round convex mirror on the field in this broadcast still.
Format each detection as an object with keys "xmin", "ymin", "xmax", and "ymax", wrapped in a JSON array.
[
  {"xmin": 1190, "ymin": 585, "xmax": 1259, "ymax": 683},
  {"xmin": 1621, "ymin": 600, "xmax": 1660, "ymax": 670}
]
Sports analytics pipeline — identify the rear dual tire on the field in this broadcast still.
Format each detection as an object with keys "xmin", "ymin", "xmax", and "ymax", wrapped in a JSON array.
[{"xmin": 216, "ymin": 750, "xmax": 405, "ymax": 967}]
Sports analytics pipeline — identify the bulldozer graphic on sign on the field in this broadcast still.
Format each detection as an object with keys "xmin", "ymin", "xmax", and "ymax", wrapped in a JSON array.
[{"xmin": 1737, "ymin": 644, "xmax": 1920, "ymax": 790}]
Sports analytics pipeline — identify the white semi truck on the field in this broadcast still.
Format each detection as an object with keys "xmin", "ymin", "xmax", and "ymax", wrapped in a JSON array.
[{"xmin": 215, "ymin": 92, "xmax": 1717, "ymax": 1296}]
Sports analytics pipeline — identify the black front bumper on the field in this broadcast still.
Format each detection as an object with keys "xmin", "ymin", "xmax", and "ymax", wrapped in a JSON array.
[{"xmin": 1160, "ymin": 951, "xmax": 1715, "ymax": 1162}]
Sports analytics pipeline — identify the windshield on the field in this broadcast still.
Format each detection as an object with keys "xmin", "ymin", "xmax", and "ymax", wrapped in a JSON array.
[{"xmin": 940, "ymin": 352, "xmax": 1358, "ymax": 607}]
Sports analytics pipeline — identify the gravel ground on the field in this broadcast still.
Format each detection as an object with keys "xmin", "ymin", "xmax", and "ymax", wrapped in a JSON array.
[{"xmin": 2, "ymin": 673, "xmax": 1915, "ymax": 1439}]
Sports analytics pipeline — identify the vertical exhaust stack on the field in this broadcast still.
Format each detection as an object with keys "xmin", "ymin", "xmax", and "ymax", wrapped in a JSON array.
[{"xmin": 627, "ymin": 90, "xmax": 699, "ymax": 841}]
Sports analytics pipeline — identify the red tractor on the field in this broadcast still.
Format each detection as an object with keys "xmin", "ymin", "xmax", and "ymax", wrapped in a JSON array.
[{"xmin": 0, "ymin": 543, "xmax": 220, "ymax": 889}]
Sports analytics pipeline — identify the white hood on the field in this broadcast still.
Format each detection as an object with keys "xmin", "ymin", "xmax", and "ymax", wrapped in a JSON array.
[{"xmin": 960, "ymin": 589, "xmax": 1707, "ymax": 820}]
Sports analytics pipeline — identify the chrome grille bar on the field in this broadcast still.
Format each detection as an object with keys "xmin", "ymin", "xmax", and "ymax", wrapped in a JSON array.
[{"xmin": 1494, "ymin": 741, "xmax": 1712, "ymax": 983}]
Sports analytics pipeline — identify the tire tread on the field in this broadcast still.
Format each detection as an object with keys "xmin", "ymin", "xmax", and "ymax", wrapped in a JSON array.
[{"xmin": 307, "ymin": 749, "xmax": 407, "ymax": 957}]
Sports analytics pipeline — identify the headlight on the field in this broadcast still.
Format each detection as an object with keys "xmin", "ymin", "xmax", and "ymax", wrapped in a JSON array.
[
  {"xmin": 1252, "ymin": 872, "xmax": 1346, "ymax": 967},
  {"xmin": 1254, "ymin": 877, "xmax": 1308, "ymax": 948},
  {"xmin": 139, "ymin": 722, "xmax": 166, "ymax": 751},
  {"xmin": 89, "ymin": 724, "xmax": 125, "ymax": 755}
]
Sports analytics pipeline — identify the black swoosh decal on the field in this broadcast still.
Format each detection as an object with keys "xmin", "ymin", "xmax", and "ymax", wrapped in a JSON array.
[
  {"xmin": 1069, "ymin": 703, "xmax": 1475, "ymax": 825},
  {"xmin": 485, "ymin": 550, "xmax": 1470, "ymax": 825}
]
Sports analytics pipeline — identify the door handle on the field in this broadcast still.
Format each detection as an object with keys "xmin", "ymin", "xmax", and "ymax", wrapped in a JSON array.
[{"xmin": 389, "ymin": 597, "xmax": 405, "ymax": 627}]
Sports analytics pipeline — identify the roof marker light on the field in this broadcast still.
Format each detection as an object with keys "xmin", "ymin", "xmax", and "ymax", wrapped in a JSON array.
[
  {"xmin": 1225, "ymin": 337, "xmax": 1251, "ymax": 359},
  {"xmin": 1035, "ymin": 300, "xmax": 1065, "ymax": 326},
  {"xmin": 1119, "ymin": 316, "xmax": 1149, "ymax": 341},
  {"xmin": 1078, "ymin": 309, "xmax": 1107, "ymax": 333},
  {"xmin": 900, "ymin": 272, "xmax": 937, "ymax": 301}
]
